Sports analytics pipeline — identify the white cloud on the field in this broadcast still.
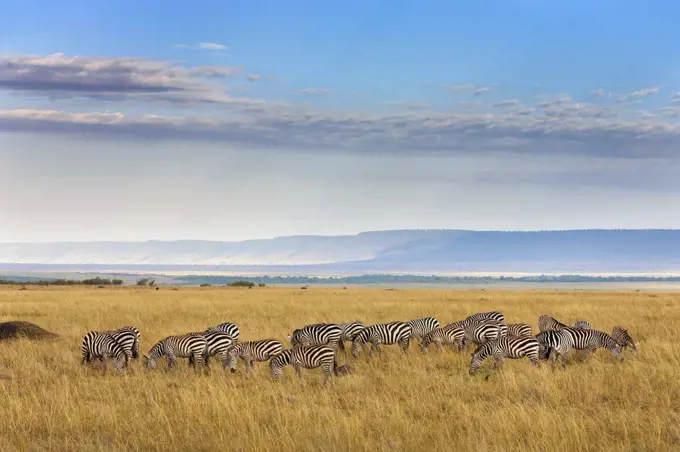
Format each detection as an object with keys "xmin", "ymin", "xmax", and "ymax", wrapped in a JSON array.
[
  {"xmin": 492, "ymin": 99, "xmax": 521, "ymax": 108},
  {"xmin": 472, "ymin": 87, "xmax": 492, "ymax": 96},
  {"xmin": 628, "ymin": 87, "xmax": 659, "ymax": 98},
  {"xmin": 176, "ymin": 42, "xmax": 228, "ymax": 50},
  {"xmin": 297, "ymin": 88, "xmax": 330, "ymax": 95}
]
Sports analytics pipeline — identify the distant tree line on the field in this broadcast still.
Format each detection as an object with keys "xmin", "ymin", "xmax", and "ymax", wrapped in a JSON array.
[
  {"xmin": 0, "ymin": 276, "xmax": 124, "ymax": 286},
  {"xmin": 173, "ymin": 273, "xmax": 680, "ymax": 286}
]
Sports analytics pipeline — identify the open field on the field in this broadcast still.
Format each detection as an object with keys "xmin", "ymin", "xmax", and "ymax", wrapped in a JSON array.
[{"xmin": 1, "ymin": 287, "xmax": 679, "ymax": 451}]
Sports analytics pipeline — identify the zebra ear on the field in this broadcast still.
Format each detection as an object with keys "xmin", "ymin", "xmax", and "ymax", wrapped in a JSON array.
[{"xmin": 143, "ymin": 354, "xmax": 149, "ymax": 359}]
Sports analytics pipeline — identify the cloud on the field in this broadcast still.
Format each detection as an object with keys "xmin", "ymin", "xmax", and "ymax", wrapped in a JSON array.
[
  {"xmin": 0, "ymin": 53, "xmax": 246, "ymax": 107},
  {"xmin": 444, "ymin": 83, "xmax": 475, "ymax": 91},
  {"xmin": 176, "ymin": 42, "xmax": 228, "ymax": 50},
  {"xmin": 492, "ymin": 99, "xmax": 521, "ymax": 108},
  {"xmin": 628, "ymin": 87, "xmax": 659, "ymax": 98},
  {"xmin": 472, "ymin": 87, "xmax": 492, "ymax": 96},
  {"xmin": 297, "ymin": 88, "xmax": 330, "ymax": 95},
  {"xmin": 444, "ymin": 83, "xmax": 492, "ymax": 96},
  {"xmin": 671, "ymin": 92, "xmax": 680, "ymax": 104},
  {"xmin": 2, "ymin": 101, "xmax": 680, "ymax": 159},
  {"xmin": 588, "ymin": 89, "xmax": 608, "ymax": 97},
  {"xmin": 247, "ymin": 74, "xmax": 263, "ymax": 82}
]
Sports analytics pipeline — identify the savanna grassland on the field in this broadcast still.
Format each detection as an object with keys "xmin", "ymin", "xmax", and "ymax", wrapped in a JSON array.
[{"xmin": 0, "ymin": 286, "xmax": 679, "ymax": 452}]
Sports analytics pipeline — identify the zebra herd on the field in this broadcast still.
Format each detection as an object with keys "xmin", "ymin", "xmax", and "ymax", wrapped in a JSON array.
[{"xmin": 80, "ymin": 313, "xmax": 637, "ymax": 382}]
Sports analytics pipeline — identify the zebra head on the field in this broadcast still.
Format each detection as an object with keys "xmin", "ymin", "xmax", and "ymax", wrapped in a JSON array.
[
  {"xmin": 143, "ymin": 354, "xmax": 158, "ymax": 370},
  {"xmin": 468, "ymin": 342, "xmax": 491, "ymax": 377},
  {"xmin": 351, "ymin": 330, "xmax": 369, "ymax": 357},
  {"xmin": 288, "ymin": 329, "xmax": 304, "ymax": 347}
]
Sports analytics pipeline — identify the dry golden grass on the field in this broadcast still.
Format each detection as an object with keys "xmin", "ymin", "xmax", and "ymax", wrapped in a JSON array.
[{"xmin": 0, "ymin": 286, "xmax": 679, "ymax": 452}]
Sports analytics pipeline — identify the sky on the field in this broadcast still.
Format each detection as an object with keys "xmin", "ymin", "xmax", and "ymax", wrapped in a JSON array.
[{"xmin": 2, "ymin": 0, "xmax": 680, "ymax": 242}]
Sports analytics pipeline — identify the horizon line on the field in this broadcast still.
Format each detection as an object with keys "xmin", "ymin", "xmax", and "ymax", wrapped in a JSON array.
[{"xmin": 2, "ymin": 227, "xmax": 680, "ymax": 245}]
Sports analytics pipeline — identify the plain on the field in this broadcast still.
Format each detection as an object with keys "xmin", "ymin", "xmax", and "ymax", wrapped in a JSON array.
[{"xmin": 0, "ymin": 286, "xmax": 679, "ymax": 452}]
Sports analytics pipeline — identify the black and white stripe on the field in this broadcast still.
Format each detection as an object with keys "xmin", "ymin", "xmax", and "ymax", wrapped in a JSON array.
[
  {"xmin": 144, "ymin": 334, "xmax": 208, "ymax": 370},
  {"xmin": 338, "ymin": 321, "xmax": 365, "ymax": 352},
  {"xmin": 463, "ymin": 311, "xmax": 505, "ymax": 325},
  {"xmin": 573, "ymin": 320, "xmax": 591, "ymax": 330},
  {"xmin": 351, "ymin": 321, "xmax": 412, "ymax": 358},
  {"xmin": 611, "ymin": 326, "xmax": 637, "ymax": 354},
  {"xmin": 506, "ymin": 323, "xmax": 533, "ymax": 338},
  {"xmin": 269, "ymin": 345, "xmax": 338, "ymax": 384},
  {"xmin": 469, "ymin": 336, "xmax": 541, "ymax": 379},
  {"xmin": 99, "ymin": 326, "xmax": 141, "ymax": 361},
  {"xmin": 205, "ymin": 322, "xmax": 240, "ymax": 341},
  {"xmin": 227, "ymin": 339, "xmax": 284, "ymax": 374},
  {"xmin": 538, "ymin": 315, "xmax": 569, "ymax": 332},
  {"xmin": 187, "ymin": 331, "xmax": 235, "ymax": 368},
  {"xmin": 289, "ymin": 323, "xmax": 342, "ymax": 349},
  {"xmin": 80, "ymin": 331, "xmax": 129, "ymax": 375},
  {"xmin": 420, "ymin": 324, "xmax": 464, "ymax": 353},
  {"xmin": 406, "ymin": 316, "xmax": 440, "ymax": 340},
  {"xmin": 451, "ymin": 320, "xmax": 502, "ymax": 348},
  {"xmin": 535, "ymin": 327, "xmax": 623, "ymax": 369}
]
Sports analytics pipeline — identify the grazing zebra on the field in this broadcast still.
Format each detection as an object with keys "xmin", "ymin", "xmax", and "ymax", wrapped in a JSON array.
[
  {"xmin": 205, "ymin": 322, "xmax": 240, "ymax": 341},
  {"xmin": 538, "ymin": 315, "xmax": 569, "ymax": 332},
  {"xmin": 455, "ymin": 321, "xmax": 502, "ymax": 348},
  {"xmin": 406, "ymin": 316, "xmax": 440, "ymax": 341},
  {"xmin": 611, "ymin": 326, "xmax": 637, "ymax": 354},
  {"xmin": 269, "ymin": 345, "xmax": 338, "ymax": 384},
  {"xmin": 464, "ymin": 311, "xmax": 505, "ymax": 325},
  {"xmin": 144, "ymin": 334, "xmax": 208, "ymax": 370},
  {"xmin": 227, "ymin": 339, "xmax": 284, "ymax": 375},
  {"xmin": 99, "ymin": 326, "xmax": 141, "ymax": 361},
  {"xmin": 469, "ymin": 336, "xmax": 541, "ymax": 379},
  {"xmin": 80, "ymin": 331, "xmax": 129, "ymax": 375},
  {"xmin": 338, "ymin": 321, "xmax": 365, "ymax": 352},
  {"xmin": 351, "ymin": 321, "xmax": 412, "ymax": 358},
  {"xmin": 420, "ymin": 324, "xmax": 464, "ymax": 353},
  {"xmin": 289, "ymin": 323, "xmax": 342, "ymax": 349},
  {"xmin": 187, "ymin": 332, "xmax": 234, "ymax": 368},
  {"xmin": 574, "ymin": 320, "xmax": 591, "ymax": 330},
  {"xmin": 535, "ymin": 328, "xmax": 622, "ymax": 369},
  {"xmin": 506, "ymin": 323, "xmax": 533, "ymax": 338}
]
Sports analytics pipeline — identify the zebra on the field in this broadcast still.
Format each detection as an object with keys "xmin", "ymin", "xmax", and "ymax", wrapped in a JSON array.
[
  {"xmin": 463, "ymin": 311, "xmax": 505, "ymax": 324},
  {"xmin": 99, "ymin": 326, "xmax": 141, "ymax": 361},
  {"xmin": 538, "ymin": 315, "xmax": 569, "ymax": 332},
  {"xmin": 288, "ymin": 323, "xmax": 341, "ymax": 349},
  {"xmin": 80, "ymin": 331, "xmax": 129, "ymax": 375},
  {"xmin": 452, "ymin": 320, "xmax": 502, "ymax": 348},
  {"xmin": 205, "ymin": 322, "xmax": 240, "ymax": 341},
  {"xmin": 187, "ymin": 331, "xmax": 234, "ymax": 368},
  {"xmin": 338, "ymin": 321, "xmax": 365, "ymax": 352},
  {"xmin": 226, "ymin": 339, "xmax": 284, "ymax": 375},
  {"xmin": 269, "ymin": 345, "xmax": 338, "ymax": 384},
  {"xmin": 506, "ymin": 323, "xmax": 533, "ymax": 338},
  {"xmin": 144, "ymin": 334, "xmax": 208, "ymax": 370},
  {"xmin": 574, "ymin": 320, "xmax": 591, "ymax": 330},
  {"xmin": 535, "ymin": 328, "xmax": 622, "ymax": 369},
  {"xmin": 420, "ymin": 324, "xmax": 464, "ymax": 353},
  {"xmin": 469, "ymin": 336, "xmax": 541, "ymax": 380},
  {"xmin": 406, "ymin": 316, "xmax": 440, "ymax": 341},
  {"xmin": 351, "ymin": 321, "xmax": 412, "ymax": 358},
  {"xmin": 611, "ymin": 326, "xmax": 637, "ymax": 355},
  {"xmin": 448, "ymin": 316, "xmax": 508, "ymax": 338}
]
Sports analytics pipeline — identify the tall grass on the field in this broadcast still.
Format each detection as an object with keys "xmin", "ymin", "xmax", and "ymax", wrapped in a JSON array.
[{"xmin": 0, "ymin": 286, "xmax": 679, "ymax": 451}]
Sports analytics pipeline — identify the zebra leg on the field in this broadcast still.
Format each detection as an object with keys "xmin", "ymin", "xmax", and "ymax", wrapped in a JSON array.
[
  {"xmin": 560, "ymin": 351, "xmax": 567, "ymax": 370},
  {"xmin": 436, "ymin": 342, "xmax": 444, "ymax": 352},
  {"xmin": 400, "ymin": 337, "xmax": 410, "ymax": 353},
  {"xmin": 244, "ymin": 357, "xmax": 252, "ymax": 375},
  {"xmin": 100, "ymin": 356, "xmax": 108, "ymax": 376},
  {"xmin": 293, "ymin": 363, "xmax": 303, "ymax": 379},
  {"xmin": 337, "ymin": 340, "xmax": 346, "ymax": 353},
  {"xmin": 485, "ymin": 357, "xmax": 501, "ymax": 380},
  {"xmin": 549, "ymin": 349, "xmax": 558, "ymax": 372}
]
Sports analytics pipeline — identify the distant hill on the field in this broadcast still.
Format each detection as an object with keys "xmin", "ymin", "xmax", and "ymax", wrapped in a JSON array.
[{"xmin": 1, "ymin": 229, "xmax": 680, "ymax": 274}]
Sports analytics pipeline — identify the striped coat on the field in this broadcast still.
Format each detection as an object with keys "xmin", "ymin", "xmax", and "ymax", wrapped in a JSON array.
[
  {"xmin": 80, "ymin": 331, "xmax": 129, "ymax": 375},
  {"xmin": 144, "ymin": 334, "xmax": 208, "ymax": 370},
  {"xmin": 269, "ymin": 345, "xmax": 338, "ymax": 384},
  {"xmin": 227, "ymin": 339, "xmax": 284, "ymax": 375},
  {"xmin": 351, "ymin": 321, "xmax": 412, "ymax": 358},
  {"xmin": 420, "ymin": 324, "xmax": 464, "ymax": 353},
  {"xmin": 469, "ymin": 336, "xmax": 541, "ymax": 379}
]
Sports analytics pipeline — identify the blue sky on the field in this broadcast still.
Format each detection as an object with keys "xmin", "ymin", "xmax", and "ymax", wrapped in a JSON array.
[{"xmin": 1, "ymin": 1, "xmax": 680, "ymax": 241}]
